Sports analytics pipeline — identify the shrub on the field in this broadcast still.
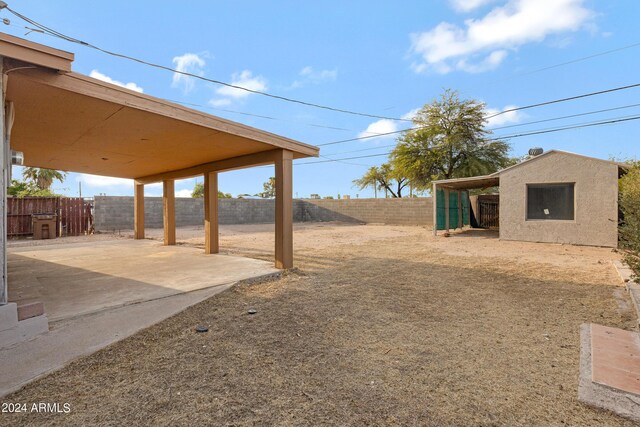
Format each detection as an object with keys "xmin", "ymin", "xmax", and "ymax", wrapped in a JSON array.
[{"xmin": 619, "ymin": 163, "xmax": 640, "ymax": 276}]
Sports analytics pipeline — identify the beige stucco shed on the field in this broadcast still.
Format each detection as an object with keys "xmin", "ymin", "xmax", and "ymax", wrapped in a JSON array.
[{"xmin": 433, "ymin": 150, "xmax": 628, "ymax": 248}]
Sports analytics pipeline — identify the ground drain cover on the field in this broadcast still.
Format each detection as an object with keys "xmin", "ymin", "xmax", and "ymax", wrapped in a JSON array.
[{"xmin": 195, "ymin": 326, "xmax": 209, "ymax": 333}]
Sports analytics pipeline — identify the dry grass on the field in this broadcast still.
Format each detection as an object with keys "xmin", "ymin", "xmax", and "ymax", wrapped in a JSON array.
[{"xmin": 3, "ymin": 224, "xmax": 636, "ymax": 426}]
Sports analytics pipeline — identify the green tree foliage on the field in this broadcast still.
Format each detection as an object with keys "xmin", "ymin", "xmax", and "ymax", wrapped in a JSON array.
[
  {"xmin": 256, "ymin": 177, "xmax": 276, "ymax": 198},
  {"xmin": 353, "ymin": 163, "xmax": 409, "ymax": 198},
  {"xmin": 391, "ymin": 89, "xmax": 512, "ymax": 190},
  {"xmin": 7, "ymin": 180, "xmax": 58, "ymax": 197},
  {"xmin": 22, "ymin": 167, "xmax": 66, "ymax": 190},
  {"xmin": 619, "ymin": 163, "xmax": 640, "ymax": 276},
  {"xmin": 191, "ymin": 182, "xmax": 232, "ymax": 198}
]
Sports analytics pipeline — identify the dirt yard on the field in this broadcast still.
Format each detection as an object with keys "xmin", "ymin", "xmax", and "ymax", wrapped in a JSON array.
[{"xmin": 4, "ymin": 223, "xmax": 637, "ymax": 426}]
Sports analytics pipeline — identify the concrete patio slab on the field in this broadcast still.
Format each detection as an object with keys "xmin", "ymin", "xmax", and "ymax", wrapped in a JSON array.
[
  {"xmin": 579, "ymin": 323, "xmax": 640, "ymax": 423},
  {"xmin": 8, "ymin": 239, "xmax": 278, "ymax": 321},
  {"xmin": 0, "ymin": 264, "xmax": 238, "ymax": 397},
  {"xmin": 1, "ymin": 239, "xmax": 280, "ymax": 397}
]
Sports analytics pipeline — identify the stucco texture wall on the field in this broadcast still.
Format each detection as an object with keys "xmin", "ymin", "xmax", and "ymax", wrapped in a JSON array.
[
  {"xmin": 94, "ymin": 197, "xmax": 434, "ymax": 231},
  {"xmin": 499, "ymin": 152, "xmax": 619, "ymax": 247}
]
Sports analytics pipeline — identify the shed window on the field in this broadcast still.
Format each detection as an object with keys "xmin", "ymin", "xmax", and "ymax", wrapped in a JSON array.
[{"xmin": 526, "ymin": 183, "xmax": 574, "ymax": 220}]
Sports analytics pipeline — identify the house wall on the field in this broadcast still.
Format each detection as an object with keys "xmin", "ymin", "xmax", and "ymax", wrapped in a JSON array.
[
  {"xmin": 499, "ymin": 151, "xmax": 619, "ymax": 247},
  {"xmin": 94, "ymin": 197, "xmax": 434, "ymax": 231}
]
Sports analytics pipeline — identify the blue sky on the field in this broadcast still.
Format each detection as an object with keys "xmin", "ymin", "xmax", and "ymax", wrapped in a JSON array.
[{"xmin": 3, "ymin": 0, "xmax": 640, "ymax": 198}]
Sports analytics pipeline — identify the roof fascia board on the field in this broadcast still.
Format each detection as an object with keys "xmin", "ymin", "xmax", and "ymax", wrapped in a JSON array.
[{"xmin": 0, "ymin": 32, "xmax": 73, "ymax": 72}]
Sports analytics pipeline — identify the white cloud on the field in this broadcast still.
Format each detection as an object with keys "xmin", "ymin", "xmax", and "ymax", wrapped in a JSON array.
[
  {"xmin": 290, "ymin": 66, "xmax": 338, "ymax": 89},
  {"xmin": 401, "ymin": 108, "xmax": 420, "ymax": 121},
  {"xmin": 450, "ymin": 0, "xmax": 497, "ymax": 12},
  {"xmin": 208, "ymin": 98, "xmax": 232, "ymax": 107},
  {"xmin": 175, "ymin": 189, "xmax": 192, "ymax": 198},
  {"xmin": 457, "ymin": 49, "xmax": 508, "ymax": 73},
  {"xmin": 215, "ymin": 70, "xmax": 267, "ymax": 99},
  {"xmin": 410, "ymin": 0, "xmax": 594, "ymax": 74},
  {"xmin": 485, "ymin": 105, "xmax": 522, "ymax": 127},
  {"xmin": 171, "ymin": 53, "xmax": 206, "ymax": 94},
  {"xmin": 210, "ymin": 70, "xmax": 267, "ymax": 106},
  {"xmin": 77, "ymin": 174, "xmax": 161, "ymax": 188},
  {"xmin": 357, "ymin": 108, "xmax": 420, "ymax": 141},
  {"xmin": 358, "ymin": 119, "xmax": 398, "ymax": 140},
  {"xmin": 89, "ymin": 70, "xmax": 143, "ymax": 93},
  {"xmin": 78, "ymin": 174, "xmax": 133, "ymax": 187}
]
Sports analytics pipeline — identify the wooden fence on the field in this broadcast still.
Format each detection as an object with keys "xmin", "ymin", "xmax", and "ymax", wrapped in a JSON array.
[{"xmin": 7, "ymin": 197, "xmax": 93, "ymax": 237}]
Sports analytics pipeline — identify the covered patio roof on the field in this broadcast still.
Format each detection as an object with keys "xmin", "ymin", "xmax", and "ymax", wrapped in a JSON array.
[
  {"xmin": 1, "ymin": 33, "xmax": 318, "ymax": 181},
  {"xmin": 0, "ymin": 32, "xmax": 316, "ymax": 308}
]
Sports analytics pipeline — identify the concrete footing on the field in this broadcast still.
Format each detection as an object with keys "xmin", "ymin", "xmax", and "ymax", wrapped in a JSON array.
[
  {"xmin": 578, "ymin": 324, "xmax": 640, "ymax": 423},
  {"xmin": 0, "ymin": 302, "xmax": 48, "ymax": 350}
]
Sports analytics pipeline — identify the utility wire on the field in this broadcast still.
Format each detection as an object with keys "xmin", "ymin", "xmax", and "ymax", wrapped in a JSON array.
[
  {"xmin": 504, "ymin": 42, "xmax": 640, "ymax": 80},
  {"xmin": 1, "ymin": 5, "xmax": 411, "ymax": 122},
  {"xmin": 297, "ymin": 114, "xmax": 640, "ymax": 165},
  {"xmin": 5, "ymin": 5, "xmax": 640, "ymax": 128},
  {"xmin": 165, "ymin": 98, "xmax": 355, "ymax": 132},
  {"xmin": 490, "ymin": 102, "xmax": 640, "ymax": 131},
  {"xmin": 485, "ymin": 83, "xmax": 640, "ymax": 119},
  {"xmin": 320, "ymin": 98, "xmax": 640, "ymax": 147}
]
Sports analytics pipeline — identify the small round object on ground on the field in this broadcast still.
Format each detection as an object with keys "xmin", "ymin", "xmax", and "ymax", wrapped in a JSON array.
[
  {"xmin": 248, "ymin": 309, "xmax": 257, "ymax": 315},
  {"xmin": 195, "ymin": 325, "xmax": 209, "ymax": 333}
]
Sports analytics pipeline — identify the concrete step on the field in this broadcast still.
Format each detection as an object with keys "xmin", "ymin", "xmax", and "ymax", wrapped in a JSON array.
[
  {"xmin": 17, "ymin": 301, "xmax": 45, "ymax": 321},
  {"xmin": 579, "ymin": 323, "xmax": 640, "ymax": 423}
]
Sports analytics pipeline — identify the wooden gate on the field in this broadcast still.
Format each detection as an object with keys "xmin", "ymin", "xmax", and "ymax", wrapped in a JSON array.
[
  {"xmin": 7, "ymin": 197, "xmax": 93, "ymax": 237},
  {"xmin": 478, "ymin": 195, "xmax": 499, "ymax": 229},
  {"xmin": 59, "ymin": 198, "xmax": 93, "ymax": 236}
]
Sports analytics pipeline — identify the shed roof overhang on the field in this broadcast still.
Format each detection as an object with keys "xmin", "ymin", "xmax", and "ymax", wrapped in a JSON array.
[
  {"xmin": 0, "ymin": 33, "xmax": 319, "ymax": 183},
  {"xmin": 432, "ymin": 174, "xmax": 499, "ymax": 190}
]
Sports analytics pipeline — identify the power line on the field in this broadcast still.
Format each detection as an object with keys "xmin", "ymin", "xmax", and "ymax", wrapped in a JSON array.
[
  {"xmin": 166, "ymin": 99, "xmax": 355, "ymax": 132},
  {"xmin": 7, "ymin": 4, "xmax": 640, "ymax": 150},
  {"xmin": 485, "ymin": 83, "xmax": 640, "ymax": 119},
  {"xmin": 297, "ymin": 114, "xmax": 640, "ymax": 165},
  {"xmin": 320, "ymin": 96, "xmax": 640, "ymax": 148},
  {"xmin": 323, "ymin": 143, "xmax": 397, "ymax": 156},
  {"xmin": 490, "ymin": 102, "xmax": 640, "ymax": 130},
  {"xmin": 1, "ymin": 5, "xmax": 412, "ymax": 123},
  {"xmin": 503, "ymin": 41, "xmax": 640, "ymax": 80}
]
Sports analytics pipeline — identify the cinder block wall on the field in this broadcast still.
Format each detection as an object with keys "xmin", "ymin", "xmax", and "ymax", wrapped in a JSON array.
[{"xmin": 94, "ymin": 196, "xmax": 434, "ymax": 231}]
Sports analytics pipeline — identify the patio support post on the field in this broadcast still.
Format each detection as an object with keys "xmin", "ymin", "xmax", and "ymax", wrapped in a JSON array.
[
  {"xmin": 163, "ymin": 179, "xmax": 176, "ymax": 245},
  {"xmin": 432, "ymin": 182, "xmax": 437, "ymax": 236},
  {"xmin": 134, "ymin": 181, "xmax": 145, "ymax": 239},
  {"xmin": 274, "ymin": 149, "xmax": 293, "ymax": 269},
  {"xmin": 204, "ymin": 171, "xmax": 219, "ymax": 254},
  {"xmin": 444, "ymin": 188, "xmax": 450, "ymax": 233}
]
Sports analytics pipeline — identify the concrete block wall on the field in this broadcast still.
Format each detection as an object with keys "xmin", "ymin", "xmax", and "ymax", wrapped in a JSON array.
[
  {"xmin": 94, "ymin": 196, "xmax": 434, "ymax": 231},
  {"xmin": 297, "ymin": 198, "xmax": 434, "ymax": 225}
]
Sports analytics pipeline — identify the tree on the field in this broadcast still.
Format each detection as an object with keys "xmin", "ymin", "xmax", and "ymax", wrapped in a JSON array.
[
  {"xmin": 7, "ymin": 180, "xmax": 58, "ymax": 197},
  {"xmin": 353, "ymin": 163, "xmax": 410, "ymax": 198},
  {"xmin": 257, "ymin": 177, "xmax": 276, "ymax": 198},
  {"xmin": 191, "ymin": 182, "xmax": 231, "ymax": 198},
  {"xmin": 391, "ymin": 89, "xmax": 512, "ymax": 190},
  {"xmin": 619, "ymin": 162, "xmax": 640, "ymax": 276},
  {"xmin": 22, "ymin": 167, "xmax": 66, "ymax": 190}
]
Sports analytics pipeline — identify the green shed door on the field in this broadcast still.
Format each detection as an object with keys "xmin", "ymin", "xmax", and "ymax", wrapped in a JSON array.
[{"xmin": 436, "ymin": 189, "xmax": 470, "ymax": 230}]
